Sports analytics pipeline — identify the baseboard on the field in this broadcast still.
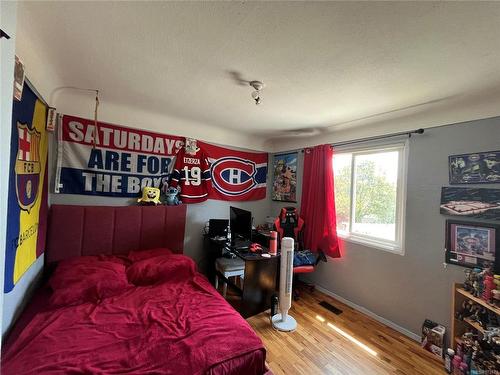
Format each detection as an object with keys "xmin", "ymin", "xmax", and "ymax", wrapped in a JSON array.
[{"xmin": 314, "ymin": 284, "xmax": 421, "ymax": 342}]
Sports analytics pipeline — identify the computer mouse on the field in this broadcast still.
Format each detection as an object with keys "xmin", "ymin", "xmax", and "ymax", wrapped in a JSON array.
[{"xmin": 249, "ymin": 243, "xmax": 263, "ymax": 253}]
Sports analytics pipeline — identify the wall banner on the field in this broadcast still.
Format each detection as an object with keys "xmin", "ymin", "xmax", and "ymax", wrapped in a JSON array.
[
  {"xmin": 201, "ymin": 141, "xmax": 268, "ymax": 201},
  {"xmin": 5, "ymin": 83, "xmax": 49, "ymax": 293},
  {"xmin": 55, "ymin": 115, "xmax": 183, "ymax": 197},
  {"xmin": 56, "ymin": 115, "xmax": 268, "ymax": 201}
]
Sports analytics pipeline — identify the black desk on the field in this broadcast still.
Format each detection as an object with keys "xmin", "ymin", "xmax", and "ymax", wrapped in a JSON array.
[{"xmin": 203, "ymin": 236, "xmax": 279, "ymax": 318}]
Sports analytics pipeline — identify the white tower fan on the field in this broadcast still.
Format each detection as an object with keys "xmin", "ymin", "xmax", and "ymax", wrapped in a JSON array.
[{"xmin": 271, "ymin": 237, "xmax": 297, "ymax": 331}]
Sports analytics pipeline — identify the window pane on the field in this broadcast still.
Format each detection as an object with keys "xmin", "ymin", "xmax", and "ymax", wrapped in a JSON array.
[
  {"xmin": 333, "ymin": 153, "xmax": 352, "ymax": 234},
  {"xmin": 352, "ymin": 151, "xmax": 398, "ymax": 241}
]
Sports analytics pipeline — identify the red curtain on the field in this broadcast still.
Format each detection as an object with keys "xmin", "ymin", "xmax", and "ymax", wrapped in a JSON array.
[{"xmin": 300, "ymin": 144, "xmax": 341, "ymax": 258}]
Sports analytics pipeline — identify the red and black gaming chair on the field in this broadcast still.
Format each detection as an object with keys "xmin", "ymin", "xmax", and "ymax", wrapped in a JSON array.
[
  {"xmin": 274, "ymin": 207, "xmax": 323, "ymax": 300},
  {"xmin": 273, "ymin": 206, "xmax": 305, "ymax": 250}
]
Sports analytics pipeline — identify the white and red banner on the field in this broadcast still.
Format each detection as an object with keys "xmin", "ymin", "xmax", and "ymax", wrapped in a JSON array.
[{"xmin": 55, "ymin": 115, "xmax": 268, "ymax": 201}]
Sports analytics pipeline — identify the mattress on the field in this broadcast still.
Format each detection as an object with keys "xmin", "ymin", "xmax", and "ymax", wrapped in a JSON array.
[{"xmin": 2, "ymin": 252, "xmax": 267, "ymax": 375}]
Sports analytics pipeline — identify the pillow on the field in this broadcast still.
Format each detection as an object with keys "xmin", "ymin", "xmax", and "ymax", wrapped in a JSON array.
[
  {"xmin": 127, "ymin": 248, "xmax": 173, "ymax": 262},
  {"xmin": 52, "ymin": 254, "xmax": 130, "ymax": 266},
  {"xmin": 126, "ymin": 254, "xmax": 195, "ymax": 286},
  {"xmin": 49, "ymin": 258, "xmax": 130, "ymax": 307}
]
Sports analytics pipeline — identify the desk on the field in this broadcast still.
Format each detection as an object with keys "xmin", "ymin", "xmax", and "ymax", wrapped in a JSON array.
[
  {"xmin": 252, "ymin": 229, "xmax": 272, "ymax": 248},
  {"xmin": 203, "ymin": 236, "xmax": 279, "ymax": 318}
]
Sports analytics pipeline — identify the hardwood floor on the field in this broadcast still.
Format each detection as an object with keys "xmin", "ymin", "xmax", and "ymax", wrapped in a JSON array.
[{"xmin": 246, "ymin": 287, "xmax": 445, "ymax": 375}]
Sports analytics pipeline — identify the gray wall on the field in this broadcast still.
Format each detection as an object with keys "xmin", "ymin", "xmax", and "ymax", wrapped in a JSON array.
[{"xmin": 297, "ymin": 117, "xmax": 500, "ymax": 339}]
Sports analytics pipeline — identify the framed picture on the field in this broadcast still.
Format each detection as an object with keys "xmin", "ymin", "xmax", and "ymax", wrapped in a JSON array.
[
  {"xmin": 445, "ymin": 220, "xmax": 499, "ymax": 272},
  {"xmin": 449, "ymin": 150, "xmax": 500, "ymax": 184},
  {"xmin": 440, "ymin": 187, "xmax": 500, "ymax": 221},
  {"xmin": 13, "ymin": 55, "xmax": 25, "ymax": 101},
  {"xmin": 272, "ymin": 152, "xmax": 298, "ymax": 202},
  {"xmin": 46, "ymin": 107, "xmax": 57, "ymax": 132}
]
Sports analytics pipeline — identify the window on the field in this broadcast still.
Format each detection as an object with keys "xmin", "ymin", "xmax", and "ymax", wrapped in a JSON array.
[{"xmin": 333, "ymin": 143, "xmax": 407, "ymax": 254}]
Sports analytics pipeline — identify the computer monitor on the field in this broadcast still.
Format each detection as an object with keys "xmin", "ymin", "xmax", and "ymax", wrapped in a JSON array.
[{"xmin": 229, "ymin": 206, "xmax": 252, "ymax": 242}]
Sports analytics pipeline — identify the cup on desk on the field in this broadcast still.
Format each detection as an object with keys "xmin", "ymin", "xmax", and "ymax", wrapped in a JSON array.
[{"xmin": 269, "ymin": 230, "xmax": 278, "ymax": 255}]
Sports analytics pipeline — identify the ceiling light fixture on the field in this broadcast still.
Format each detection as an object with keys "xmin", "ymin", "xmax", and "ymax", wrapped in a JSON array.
[{"xmin": 249, "ymin": 80, "xmax": 264, "ymax": 105}]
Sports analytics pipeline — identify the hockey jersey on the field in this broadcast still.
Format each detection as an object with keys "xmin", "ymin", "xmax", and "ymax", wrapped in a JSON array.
[{"xmin": 170, "ymin": 148, "xmax": 212, "ymax": 203}]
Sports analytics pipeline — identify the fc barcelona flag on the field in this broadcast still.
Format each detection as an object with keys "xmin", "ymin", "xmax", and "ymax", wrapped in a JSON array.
[{"xmin": 4, "ymin": 82, "xmax": 49, "ymax": 293}]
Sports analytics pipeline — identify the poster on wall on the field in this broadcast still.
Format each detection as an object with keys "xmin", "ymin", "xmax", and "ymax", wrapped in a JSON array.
[
  {"xmin": 272, "ymin": 152, "xmax": 298, "ymax": 202},
  {"xmin": 440, "ymin": 187, "xmax": 500, "ymax": 221},
  {"xmin": 445, "ymin": 220, "xmax": 499, "ymax": 272},
  {"xmin": 5, "ymin": 82, "xmax": 49, "ymax": 293},
  {"xmin": 449, "ymin": 150, "xmax": 500, "ymax": 184},
  {"xmin": 55, "ymin": 115, "xmax": 268, "ymax": 201},
  {"xmin": 13, "ymin": 55, "xmax": 25, "ymax": 101}
]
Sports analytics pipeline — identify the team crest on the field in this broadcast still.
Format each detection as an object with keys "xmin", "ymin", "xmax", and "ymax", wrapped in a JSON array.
[
  {"xmin": 210, "ymin": 157, "xmax": 258, "ymax": 196},
  {"xmin": 15, "ymin": 122, "xmax": 41, "ymax": 212}
]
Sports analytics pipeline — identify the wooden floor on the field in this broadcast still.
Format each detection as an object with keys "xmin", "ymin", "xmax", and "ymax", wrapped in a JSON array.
[{"xmin": 246, "ymin": 287, "xmax": 445, "ymax": 375}]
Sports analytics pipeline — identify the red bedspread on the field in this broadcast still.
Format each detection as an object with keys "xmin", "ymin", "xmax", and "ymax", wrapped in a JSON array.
[{"xmin": 2, "ymin": 254, "xmax": 266, "ymax": 375}]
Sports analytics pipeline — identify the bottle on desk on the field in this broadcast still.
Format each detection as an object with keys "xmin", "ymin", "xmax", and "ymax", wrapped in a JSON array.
[{"xmin": 269, "ymin": 231, "xmax": 277, "ymax": 255}]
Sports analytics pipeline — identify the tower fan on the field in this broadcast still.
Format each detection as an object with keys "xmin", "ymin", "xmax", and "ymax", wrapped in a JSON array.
[{"xmin": 271, "ymin": 237, "xmax": 297, "ymax": 331}]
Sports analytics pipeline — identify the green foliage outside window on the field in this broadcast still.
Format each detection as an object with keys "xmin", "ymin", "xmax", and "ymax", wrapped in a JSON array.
[{"xmin": 334, "ymin": 160, "xmax": 396, "ymax": 226}]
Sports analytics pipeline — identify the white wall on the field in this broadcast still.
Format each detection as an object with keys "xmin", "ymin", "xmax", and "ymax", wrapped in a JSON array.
[
  {"xmin": 267, "ymin": 84, "xmax": 500, "ymax": 153},
  {"xmin": 1, "ymin": 3, "xmax": 65, "ymax": 336},
  {"xmin": 51, "ymin": 90, "xmax": 267, "ymax": 151},
  {"xmin": 4, "ymin": 4, "xmax": 272, "ymax": 337},
  {"xmin": 0, "ymin": 1, "xmax": 18, "ymax": 344},
  {"xmin": 48, "ymin": 129, "xmax": 273, "ymax": 270}
]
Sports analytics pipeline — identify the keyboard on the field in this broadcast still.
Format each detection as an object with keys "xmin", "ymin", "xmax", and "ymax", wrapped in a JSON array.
[{"xmin": 233, "ymin": 240, "xmax": 252, "ymax": 250}]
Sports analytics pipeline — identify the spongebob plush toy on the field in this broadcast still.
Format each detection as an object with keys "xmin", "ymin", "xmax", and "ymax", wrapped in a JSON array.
[{"xmin": 138, "ymin": 187, "xmax": 161, "ymax": 206}]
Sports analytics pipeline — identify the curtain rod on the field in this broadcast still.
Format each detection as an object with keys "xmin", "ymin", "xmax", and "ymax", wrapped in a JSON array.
[{"xmin": 301, "ymin": 128, "xmax": 424, "ymax": 152}]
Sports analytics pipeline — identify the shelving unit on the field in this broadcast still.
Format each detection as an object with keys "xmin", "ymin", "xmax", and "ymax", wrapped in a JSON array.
[
  {"xmin": 451, "ymin": 283, "xmax": 500, "ymax": 349},
  {"xmin": 456, "ymin": 287, "xmax": 500, "ymax": 315}
]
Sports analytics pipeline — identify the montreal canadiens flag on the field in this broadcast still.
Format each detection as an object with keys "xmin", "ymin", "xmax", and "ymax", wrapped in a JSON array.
[{"xmin": 201, "ymin": 142, "xmax": 268, "ymax": 201}]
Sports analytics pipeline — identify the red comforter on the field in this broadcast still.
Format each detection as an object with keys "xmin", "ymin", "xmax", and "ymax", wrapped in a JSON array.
[{"xmin": 2, "ymin": 252, "xmax": 266, "ymax": 374}]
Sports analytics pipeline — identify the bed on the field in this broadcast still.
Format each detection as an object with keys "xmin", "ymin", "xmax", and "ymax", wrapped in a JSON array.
[{"xmin": 2, "ymin": 204, "xmax": 268, "ymax": 375}]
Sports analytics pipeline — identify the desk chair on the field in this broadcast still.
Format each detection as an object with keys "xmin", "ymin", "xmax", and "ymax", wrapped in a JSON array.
[
  {"xmin": 215, "ymin": 257, "xmax": 245, "ymax": 298},
  {"xmin": 274, "ymin": 207, "xmax": 326, "ymax": 300}
]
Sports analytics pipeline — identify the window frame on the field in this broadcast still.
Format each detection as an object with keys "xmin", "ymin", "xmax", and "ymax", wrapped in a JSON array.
[{"xmin": 333, "ymin": 140, "xmax": 408, "ymax": 255}]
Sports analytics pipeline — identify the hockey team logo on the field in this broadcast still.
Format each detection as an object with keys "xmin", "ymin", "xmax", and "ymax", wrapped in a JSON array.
[
  {"xmin": 210, "ymin": 157, "xmax": 258, "ymax": 196},
  {"xmin": 15, "ymin": 123, "xmax": 41, "ymax": 212}
]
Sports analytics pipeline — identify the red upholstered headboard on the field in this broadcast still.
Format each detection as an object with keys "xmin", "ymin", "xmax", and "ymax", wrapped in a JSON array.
[{"xmin": 46, "ymin": 204, "xmax": 187, "ymax": 264}]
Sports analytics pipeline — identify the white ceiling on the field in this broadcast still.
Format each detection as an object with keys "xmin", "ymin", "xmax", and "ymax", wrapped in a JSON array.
[{"xmin": 16, "ymin": 1, "xmax": 500, "ymax": 150}]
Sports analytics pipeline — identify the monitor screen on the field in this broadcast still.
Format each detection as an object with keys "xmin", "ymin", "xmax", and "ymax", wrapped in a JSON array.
[{"xmin": 230, "ymin": 206, "xmax": 252, "ymax": 241}]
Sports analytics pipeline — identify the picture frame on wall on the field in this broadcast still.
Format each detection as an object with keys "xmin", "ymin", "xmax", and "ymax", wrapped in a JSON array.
[
  {"xmin": 272, "ymin": 152, "xmax": 298, "ymax": 202},
  {"xmin": 440, "ymin": 187, "xmax": 500, "ymax": 221},
  {"xmin": 445, "ymin": 220, "xmax": 499, "ymax": 273},
  {"xmin": 13, "ymin": 55, "xmax": 25, "ymax": 101},
  {"xmin": 449, "ymin": 150, "xmax": 500, "ymax": 184}
]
